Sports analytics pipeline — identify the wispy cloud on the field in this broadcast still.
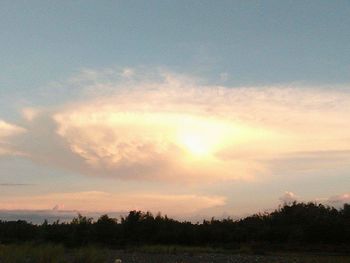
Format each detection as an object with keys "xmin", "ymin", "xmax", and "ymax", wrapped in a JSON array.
[
  {"xmin": 315, "ymin": 193, "xmax": 350, "ymax": 207},
  {"xmin": 0, "ymin": 120, "xmax": 25, "ymax": 139},
  {"xmin": 0, "ymin": 120, "xmax": 26, "ymax": 155},
  {"xmin": 281, "ymin": 192, "xmax": 350, "ymax": 208},
  {"xmin": 327, "ymin": 194, "xmax": 350, "ymax": 206},
  {"xmin": 0, "ymin": 191, "xmax": 226, "ymax": 216},
  {"xmin": 21, "ymin": 107, "xmax": 41, "ymax": 122}
]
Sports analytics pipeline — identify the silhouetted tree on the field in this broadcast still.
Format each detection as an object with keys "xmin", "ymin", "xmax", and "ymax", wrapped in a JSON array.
[{"xmin": 1, "ymin": 202, "xmax": 350, "ymax": 249}]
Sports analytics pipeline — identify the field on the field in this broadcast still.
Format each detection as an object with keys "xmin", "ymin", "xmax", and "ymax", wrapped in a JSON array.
[{"xmin": 1, "ymin": 244, "xmax": 350, "ymax": 263}]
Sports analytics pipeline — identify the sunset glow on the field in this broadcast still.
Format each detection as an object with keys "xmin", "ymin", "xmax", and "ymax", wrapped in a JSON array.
[
  {"xmin": 175, "ymin": 116, "xmax": 234, "ymax": 158},
  {"xmin": 1, "ymin": 1, "xmax": 350, "ymax": 221}
]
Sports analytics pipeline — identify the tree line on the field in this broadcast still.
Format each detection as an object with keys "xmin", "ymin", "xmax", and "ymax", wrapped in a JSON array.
[{"xmin": 0, "ymin": 202, "xmax": 350, "ymax": 248}]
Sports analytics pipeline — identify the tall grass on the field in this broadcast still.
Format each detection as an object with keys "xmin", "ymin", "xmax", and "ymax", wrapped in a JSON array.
[
  {"xmin": 70, "ymin": 246, "xmax": 108, "ymax": 263},
  {"xmin": 0, "ymin": 243, "xmax": 65, "ymax": 263},
  {"xmin": 0, "ymin": 244, "xmax": 108, "ymax": 263},
  {"xmin": 136, "ymin": 244, "xmax": 227, "ymax": 254}
]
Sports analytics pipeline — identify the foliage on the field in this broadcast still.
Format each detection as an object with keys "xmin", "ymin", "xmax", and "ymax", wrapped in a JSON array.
[{"xmin": 0, "ymin": 202, "xmax": 350, "ymax": 249}]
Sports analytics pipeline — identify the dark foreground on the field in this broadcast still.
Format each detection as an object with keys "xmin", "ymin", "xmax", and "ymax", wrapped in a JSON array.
[
  {"xmin": 1, "ymin": 244, "xmax": 350, "ymax": 263},
  {"xmin": 111, "ymin": 252, "xmax": 350, "ymax": 263}
]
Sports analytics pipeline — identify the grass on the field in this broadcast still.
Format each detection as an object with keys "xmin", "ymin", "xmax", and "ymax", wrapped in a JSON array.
[
  {"xmin": 0, "ymin": 243, "xmax": 108, "ymax": 263},
  {"xmin": 280, "ymin": 255, "xmax": 350, "ymax": 263},
  {"xmin": 132, "ymin": 244, "xmax": 350, "ymax": 263},
  {"xmin": 1, "ymin": 243, "xmax": 350, "ymax": 263},
  {"xmin": 0, "ymin": 243, "xmax": 65, "ymax": 263},
  {"xmin": 69, "ymin": 246, "xmax": 108, "ymax": 263},
  {"xmin": 134, "ymin": 244, "xmax": 227, "ymax": 254}
]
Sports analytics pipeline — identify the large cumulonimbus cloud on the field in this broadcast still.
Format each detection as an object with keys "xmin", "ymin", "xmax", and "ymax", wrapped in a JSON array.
[{"xmin": 3, "ymin": 69, "xmax": 350, "ymax": 182}]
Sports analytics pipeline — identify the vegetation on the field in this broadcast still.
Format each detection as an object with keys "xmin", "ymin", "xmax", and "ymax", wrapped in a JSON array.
[
  {"xmin": 0, "ymin": 244, "xmax": 107, "ymax": 263},
  {"xmin": 0, "ymin": 202, "xmax": 350, "ymax": 252},
  {"xmin": 1, "ymin": 244, "xmax": 350, "ymax": 263}
]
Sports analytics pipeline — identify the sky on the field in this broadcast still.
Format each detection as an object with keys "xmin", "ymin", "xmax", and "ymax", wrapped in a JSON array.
[{"xmin": 1, "ymin": 0, "xmax": 350, "ymax": 222}]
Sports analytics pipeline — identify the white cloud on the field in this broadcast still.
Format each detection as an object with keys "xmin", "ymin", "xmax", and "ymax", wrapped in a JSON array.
[{"xmin": 279, "ymin": 191, "xmax": 298, "ymax": 204}]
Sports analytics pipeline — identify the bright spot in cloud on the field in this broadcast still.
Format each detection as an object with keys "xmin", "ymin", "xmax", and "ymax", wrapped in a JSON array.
[
  {"xmin": 179, "ymin": 132, "xmax": 210, "ymax": 156},
  {"xmin": 175, "ymin": 116, "xmax": 235, "ymax": 158}
]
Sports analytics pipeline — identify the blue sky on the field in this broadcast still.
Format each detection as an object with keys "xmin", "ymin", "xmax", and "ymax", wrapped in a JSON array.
[
  {"xmin": 2, "ymin": 0, "xmax": 350, "ymax": 92},
  {"xmin": 1, "ymin": 1, "xmax": 350, "ymax": 221}
]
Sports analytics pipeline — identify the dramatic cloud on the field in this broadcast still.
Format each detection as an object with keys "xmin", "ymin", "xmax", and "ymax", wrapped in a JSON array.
[
  {"xmin": 4, "ymin": 69, "xmax": 350, "ymax": 182},
  {"xmin": 0, "ymin": 191, "xmax": 226, "ymax": 217}
]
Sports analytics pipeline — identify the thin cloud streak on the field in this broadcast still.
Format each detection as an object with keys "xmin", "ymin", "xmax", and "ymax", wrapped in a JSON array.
[
  {"xmin": 0, "ymin": 183, "xmax": 34, "ymax": 186},
  {"xmin": 0, "ymin": 191, "xmax": 226, "ymax": 217}
]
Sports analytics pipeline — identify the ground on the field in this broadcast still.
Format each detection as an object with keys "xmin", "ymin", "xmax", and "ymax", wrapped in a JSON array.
[{"xmin": 110, "ymin": 252, "xmax": 350, "ymax": 263}]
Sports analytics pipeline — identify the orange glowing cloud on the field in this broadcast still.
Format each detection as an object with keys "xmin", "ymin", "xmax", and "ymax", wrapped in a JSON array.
[{"xmin": 5, "ymin": 69, "xmax": 350, "ymax": 182}]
